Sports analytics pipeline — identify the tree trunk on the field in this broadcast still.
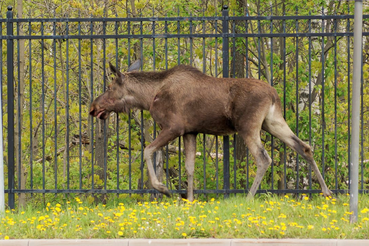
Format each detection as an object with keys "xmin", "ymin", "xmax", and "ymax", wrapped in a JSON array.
[
  {"xmin": 59, "ymin": 42, "xmax": 68, "ymax": 183},
  {"xmin": 15, "ymin": 0, "xmax": 27, "ymax": 208},
  {"xmin": 92, "ymin": 40, "xmax": 109, "ymax": 203},
  {"xmin": 231, "ymin": 0, "xmax": 248, "ymax": 189},
  {"xmin": 95, "ymin": 119, "xmax": 107, "ymax": 184},
  {"xmin": 94, "ymin": 40, "xmax": 108, "ymax": 185}
]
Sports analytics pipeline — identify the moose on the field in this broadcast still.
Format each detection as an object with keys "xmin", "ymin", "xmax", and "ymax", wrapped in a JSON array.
[{"xmin": 90, "ymin": 59, "xmax": 333, "ymax": 201}]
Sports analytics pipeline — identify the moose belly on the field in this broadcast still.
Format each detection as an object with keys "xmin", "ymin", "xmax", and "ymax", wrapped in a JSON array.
[{"xmin": 184, "ymin": 113, "xmax": 236, "ymax": 136}]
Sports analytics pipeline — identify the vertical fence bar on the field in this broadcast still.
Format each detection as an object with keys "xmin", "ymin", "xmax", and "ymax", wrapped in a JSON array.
[
  {"xmin": 334, "ymin": 16, "xmax": 338, "ymax": 192},
  {"xmin": 165, "ymin": 18, "xmax": 168, "ymax": 69},
  {"xmin": 127, "ymin": 12, "xmax": 132, "ymax": 193},
  {"xmin": 257, "ymin": 10, "xmax": 261, "ymax": 80},
  {"xmin": 7, "ymin": 6, "xmax": 15, "ymax": 209},
  {"xmin": 321, "ymin": 6, "xmax": 325, "ymax": 179},
  {"xmin": 177, "ymin": 7, "xmax": 180, "ymax": 65},
  {"xmin": 233, "ymin": 135, "xmax": 236, "ymax": 189},
  {"xmin": 203, "ymin": 134, "xmax": 206, "ymax": 191},
  {"xmin": 53, "ymin": 15, "xmax": 58, "ymax": 193},
  {"xmin": 270, "ymin": 3, "xmax": 274, "ymax": 191},
  {"xmin": 90, "ymin": 18, "xmax": 95, "ymax": 191},
  {"xmin": 128, "ymin": 9, "xmax": 131, "ymax": 65},
  {"xmin": 103, "ymin": 16, "xmax": 107, "ymax": 191},
  {"xmin": 165, "ymin": 18, "xmax": 169, "ymax": 188},
  {"xmin": 66, "ymin": 20, "xmax": 70, "ymax": 191},
  {"xmin": 222, "ymin": 5, "xmax": 230, "ymax": 198},
  {"xmin": 176, "ymin": 14, "xmax": 182, "ymax": 190},
  {"xmin": 0, "ymin": 12, "xmax": 4, "ymax": 215},
  {"xmin": 308, "ymin": 12, "xmax": 312, "ymax": 192},
  {"xmin": 190, "ymin": 13, "xmax": 193, "ymax": 65},
  {"xmin": 140, "ymin": 110, "xmax": 144, "ymax": 191},
  {"xmin": 115, "ymin": 17, "xmax": 120, "ymax": 194},
  {"xmin": 152, "ymin": 10, "xmax": 156, "ymax": 70},
  {"xmin": 140, "ymin": 16, "xmax": 144, "ymax": 192},
  {"xmin": 28, "ymin": 19, "xmax": 33, "ymax": 195},
  {"xmin": 283, "ymin": 8, "xmax": 287, "ymax": 191},
  {"xmin": 128, "ymin": 108, "xmax": 132, "ymax": 192},
  {"xmin": 178, "ymin": 137, "xmax": 182, "ymax": 191},
  {"xmin": 215, "ymin": 18, "xmax": 219, "ymax": 195},
  {"xmin": 52, "ymin": 17, "xmax": 58, "ymax": 192},
  {"xmin": 203, "ymin": 11, "xmax": 206, "ymax": 73},
  {"xmin": 203, "ymin": 11, "xmax": 207, "ymax": 194},
  {"xmin": 295, "ymin": 8, "xmax": 299, "ymax": 194},
  {"xmin": 41, "ymin": 21, "xmax": 46, "ymax": 194},
  {"xmin": 152, "ymin": 12, "xmax": 157, "ymax": 174},
  {"xmin": 78, "ymin": 19, "xmax": 82, "ymax": 190},
  {"xmin": 16, "ymin": 16, "xmax": 21, "ymax": 197},
  {"xmin": 232, "ymin": 15, "xmax": 237, "ymax": 191}
]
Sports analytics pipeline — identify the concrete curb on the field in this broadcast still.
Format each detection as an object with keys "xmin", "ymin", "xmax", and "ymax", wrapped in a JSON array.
[{"xmin": 0, "ymin": 239, "xmax": 369, "ymax": 246}]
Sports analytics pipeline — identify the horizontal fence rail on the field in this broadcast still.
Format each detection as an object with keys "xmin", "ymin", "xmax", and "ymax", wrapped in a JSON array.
[{"xmin": 1, "ymin": 5, "xmax": 369, "ymax": 209}]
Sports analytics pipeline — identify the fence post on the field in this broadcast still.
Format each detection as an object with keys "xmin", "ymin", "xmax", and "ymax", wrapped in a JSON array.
[
  {"xmin": 222, "ymin": 5, "xmax": 230, "ymax": 198},
  {"xmin": 350, "ymin": 0, "xmax": 363, "ymax": 224},
  {"xmin": 7, "ymin": 6, "xmax": 15, "ymax": 209}
]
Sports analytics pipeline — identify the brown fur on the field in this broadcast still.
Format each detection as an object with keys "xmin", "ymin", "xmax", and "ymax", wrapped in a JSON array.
[{"xmin": 90, "ymin": 60, "xmax": 332, "ymax": 201}]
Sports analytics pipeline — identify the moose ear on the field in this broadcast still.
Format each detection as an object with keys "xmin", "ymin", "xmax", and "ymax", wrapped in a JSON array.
[
  {"xmin": 127, "ymin": 59, "xmax": 141, "ymax": 72},
  {"xmin": 109, "ymin": 62, "xmax": 122, "ymax": 77}
]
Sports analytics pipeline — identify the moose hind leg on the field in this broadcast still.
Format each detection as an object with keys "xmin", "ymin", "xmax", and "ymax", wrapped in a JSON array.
[
  {"xmin": 263, "ymin": 115, "xmax": 332, "ymax": 197},
  {"xmin": 241, "ymin": 132, "xmax": 272, "ymax": 199},
  {"xmin": 144, "ymin": 129, "xmax": 179, "ymax": 197}
]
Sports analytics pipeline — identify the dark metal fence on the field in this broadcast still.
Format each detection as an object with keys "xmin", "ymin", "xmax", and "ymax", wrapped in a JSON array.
[{"xmin": 1, "ymin": 5, "xmax": 369, "ymax": 209}]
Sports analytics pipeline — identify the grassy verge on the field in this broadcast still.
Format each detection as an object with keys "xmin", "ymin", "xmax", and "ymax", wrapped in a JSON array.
[{"xmin": 0, "ymin": 194, "xmax": 368, "ymax": 239}]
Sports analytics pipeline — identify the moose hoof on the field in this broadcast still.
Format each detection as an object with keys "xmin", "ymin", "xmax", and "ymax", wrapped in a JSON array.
[
  {"xmin": 156, "ymin": 184, "xmax": 171, "ymax": 197},
  {"xmin": 322, "ymin": 188, "xmax": 333, "ymax": 198},
  {"xmin": 246, "ymin": 193, "xmax": 254, "ymax": 200}
]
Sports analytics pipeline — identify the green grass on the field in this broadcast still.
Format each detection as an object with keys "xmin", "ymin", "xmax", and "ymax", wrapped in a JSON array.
[{"xmin": 0, "ymin": 194, "xmax": 368, "ymax": 239}]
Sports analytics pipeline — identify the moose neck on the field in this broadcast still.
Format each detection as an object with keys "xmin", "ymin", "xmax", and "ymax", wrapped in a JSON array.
[{"xmin": 125, "ymin": 71, "xmax": 167, "ymax": 111}]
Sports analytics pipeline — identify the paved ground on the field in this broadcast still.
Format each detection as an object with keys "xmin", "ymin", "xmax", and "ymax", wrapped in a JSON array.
[{"xmin": 0, "ymin": 239, "xmax": 369, "ymax": 246}]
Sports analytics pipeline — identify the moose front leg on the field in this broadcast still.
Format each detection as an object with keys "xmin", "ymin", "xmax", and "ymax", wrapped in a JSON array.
[
  {"xmin": 144, "ymin": 129, "xmax": 178, "ymax": 197},
  {"xmin": 183, "ymin": 133, "xmax": 197, "ymax": 202}
]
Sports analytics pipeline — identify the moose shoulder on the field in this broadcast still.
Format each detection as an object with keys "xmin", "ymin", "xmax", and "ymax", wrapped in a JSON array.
[{"xmin": 90, "ymin": 59, "xmax": 333, "ymax": 201}]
